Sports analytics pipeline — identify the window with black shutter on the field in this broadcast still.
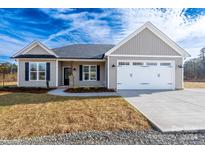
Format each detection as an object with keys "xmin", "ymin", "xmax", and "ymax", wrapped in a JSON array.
[
  {"xmin": 46, "ymin": 62, "xmax": 50, "ymax": 81},
  {"xmin": 25, "ymin": 62, "xmax": 29, "ymax": 81},
  {"xmin": 97, "ymin": 65, "xmax": 100, "ymax": 81},
  {"xmin": 79, "ymin": 65, "xmax": 82, "ymax": 81}
]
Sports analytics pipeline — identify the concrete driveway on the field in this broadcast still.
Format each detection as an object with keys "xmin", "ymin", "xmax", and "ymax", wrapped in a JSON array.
[{"xmin": 118, "ymin": 89, "xmax": 205, "ymax": 132}]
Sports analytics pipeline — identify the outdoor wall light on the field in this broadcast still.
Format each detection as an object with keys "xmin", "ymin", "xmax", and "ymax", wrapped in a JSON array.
[
  {"xmin": 178, "ymin": 65, "xmax": 183, "ymax": 68},
  {"xmin": 112, "ymin": 64, "xmax": 116, "ymax": 68}
]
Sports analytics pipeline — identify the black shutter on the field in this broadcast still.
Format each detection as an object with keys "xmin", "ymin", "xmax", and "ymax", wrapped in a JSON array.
[
  {"xmin": 97, "ymin": 65, "xmax": 100, "ymax": 81},
  {"xmin": 25, "ymin": 62, "xmax": 29, "ymax": 81},
  {"xmin": 79, "ymin": 65, "xmax": 82, "ymax": 81},
  {"xmin": 46, "ymin": 62, "xmax": 50, "ymax": 81}
]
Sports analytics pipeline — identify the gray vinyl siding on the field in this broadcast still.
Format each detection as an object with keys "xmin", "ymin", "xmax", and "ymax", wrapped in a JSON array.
[
  {"xmin": 18, "ymin": 59, "xmax": 57, "ymax": 87},
  {"xmin": 60, "ymin": 61, "xmax": 106, "ymax": 87},
  {"xmin": 26, "ymin": 45, "xmax": 51, "ymax": 55},
  {"xmin": 111, "ymin": 28, "xmax": 180, "ymax": 56},
  {"xmin": 108, "ymin": 56, "xmax": 183, "ymax": 89}
]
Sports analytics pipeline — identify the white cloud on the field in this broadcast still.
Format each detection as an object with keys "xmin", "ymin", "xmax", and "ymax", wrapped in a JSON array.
[
  {"xmin": 42, "ymin": 9, "xmax": 205, "ymax": 58},
  {"xmin": 116, "ymin": 8, "xmax": 205, "ymax": 58},
  {"xmin": 0, "ymin": 35, "xmax": 28, "ymax": 56},
  {"xmin": 0, "ymin": 35, "xmax": 24, "ymax": 45},
  {"xmin": 44, "ymin": 10, "xmax": 115, "ymax": 47},
  {"xmin": 2, "ymin": 8, "xmax": 205, "ymax": 59}
]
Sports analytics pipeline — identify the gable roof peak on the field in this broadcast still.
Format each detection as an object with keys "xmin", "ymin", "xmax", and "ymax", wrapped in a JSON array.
[
  {"xmin": 12, "ymin": 40, "xmax": 58, "ymax": 58},
  {"xmin": 105, "ymin": 21, "xmax": 190, "ymax": 57}
]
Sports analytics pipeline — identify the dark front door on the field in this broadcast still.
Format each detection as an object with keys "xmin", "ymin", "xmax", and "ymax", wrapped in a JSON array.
[{"xmin": 64, "ymin": 68, "xmax": 72, "ymax": 86}]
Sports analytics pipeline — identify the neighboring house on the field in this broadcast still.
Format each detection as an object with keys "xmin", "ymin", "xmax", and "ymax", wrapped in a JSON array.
[{"xmin": 12, "ymin": 22, "xmax": 190, "ymax": 90}]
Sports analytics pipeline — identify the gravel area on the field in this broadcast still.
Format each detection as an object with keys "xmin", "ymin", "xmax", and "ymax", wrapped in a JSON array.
[{"xmin": 0, "ymin": 129, "xmax": 205, "ymax": 145}]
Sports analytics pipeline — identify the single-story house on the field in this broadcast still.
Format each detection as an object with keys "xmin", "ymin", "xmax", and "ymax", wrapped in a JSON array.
[{"xmin": 12, "ymin": 22, "xmax": 190, "ymax": 90}]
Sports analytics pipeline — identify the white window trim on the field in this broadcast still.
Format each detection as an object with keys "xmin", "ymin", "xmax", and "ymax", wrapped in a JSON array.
[
  {"xmin": 29, "ymin": 62, "xmax": 47, "ymax": 81},
  {"xmin": 82, "ymin": 65, "xmax": 97, "ymax": 81}
]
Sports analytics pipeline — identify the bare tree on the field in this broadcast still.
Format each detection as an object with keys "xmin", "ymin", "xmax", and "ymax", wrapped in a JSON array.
[
  {"xmin": 0, "ymin": 63, "xmax": 8, "ymax": 87},
  {"xmin": 200, "ymin": 47, "xmax": 205, "ymax": 61}
]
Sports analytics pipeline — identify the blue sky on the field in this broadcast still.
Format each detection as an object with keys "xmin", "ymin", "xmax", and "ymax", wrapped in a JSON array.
[{"xmin": 0, "ymin": 8, "xmax": 205, "ymax": 62}]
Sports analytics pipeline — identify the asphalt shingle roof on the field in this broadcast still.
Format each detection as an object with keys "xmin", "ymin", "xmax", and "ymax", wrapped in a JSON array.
[{"xmin": 52, "ymin": 44, "xmax": 115, "ymax": 59}]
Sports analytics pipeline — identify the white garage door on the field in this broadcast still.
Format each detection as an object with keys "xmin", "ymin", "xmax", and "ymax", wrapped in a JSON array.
[{"xmin": 117, "ymin": 61, "xmax": 175, "ymax": 90}]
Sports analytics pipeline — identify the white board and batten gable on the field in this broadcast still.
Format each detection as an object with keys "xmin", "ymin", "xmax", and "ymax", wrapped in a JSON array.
[
  {"xmin": 105, "ymin": 22, "xmax": 190, "ymax": 58},
  {"xmin": 12, "ymin": 41, "xmax": 58, "ymax": 57}
]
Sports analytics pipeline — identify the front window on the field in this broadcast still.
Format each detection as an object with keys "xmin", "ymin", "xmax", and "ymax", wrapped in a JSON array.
[
  {"xmin": 160, "ymin": 63, "xmax": 171, "ymax": 66},
  {"xmin": 29, "ymin": 62, "xmax": 46, "ymax": 81},
  {"xmin": 118, "ymin": 62, "xmax": 129, "ymax": 66},
  {"xmin": 38, "ymin": 63, "xmax": 46, "ymax": 80},
  {"xmin": 133, "ymin": 62, "xmax": 143, "ymax": 66},
  {"xmin": 83, "ymin": 65, "xmax": 97, "ymax": 81},
  {"xmin": 146, "ymin": 62, "xmax": 157, "ymax": 66}
]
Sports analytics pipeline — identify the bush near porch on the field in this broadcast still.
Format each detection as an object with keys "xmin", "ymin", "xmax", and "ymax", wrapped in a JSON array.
[{"xmin": 65, "ymin": 87, "xmax": 115, "ymax": 93}]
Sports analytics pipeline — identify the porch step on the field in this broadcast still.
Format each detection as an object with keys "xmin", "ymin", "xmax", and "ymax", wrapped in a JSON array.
[{"xmin": 58, "ymin": 86, "xmax": 69, "ymax": 89}]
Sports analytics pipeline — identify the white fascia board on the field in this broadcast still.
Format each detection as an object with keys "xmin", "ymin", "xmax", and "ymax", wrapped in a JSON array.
[
  {"xmin": 109, "ymin": 54, "xmax": 182, "ymax": 58},
  {"xmin": 58, "ymin": 59, "xmax": 105, "ymax": 62},
  {"xmin": 13, "ymin": 58, "xmax": 105, "ymax": 61},
  {"xmin": 12, "ymin": 40, "xmax": 37, "ymax": 57},
  {"xmin": 105, "ymin": 22, "xmax": 191, "ymax": 58},
  {"xmin": 13, "ymin": 58, "xmax": 57, "ymax": 61}
]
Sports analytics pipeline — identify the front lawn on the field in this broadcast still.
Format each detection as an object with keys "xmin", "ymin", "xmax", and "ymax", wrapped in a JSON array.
[
  {"xmin": 184, "ymin": 81, "xmax": 205, "ymax": 88},
  {"xmin": 0, "ymin": 92, "xmax": 150, "ymax": 139}
]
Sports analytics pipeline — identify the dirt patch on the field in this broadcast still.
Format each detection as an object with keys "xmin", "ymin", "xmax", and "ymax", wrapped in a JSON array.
[{"xmin": 65, "ymin": 87, "xmax": 115, "ymax": 93}]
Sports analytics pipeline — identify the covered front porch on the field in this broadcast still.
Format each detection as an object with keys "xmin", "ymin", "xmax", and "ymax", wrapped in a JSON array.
[{"xmin": 56, "ymin": 59, "xmax": 107, "ymax": 88}]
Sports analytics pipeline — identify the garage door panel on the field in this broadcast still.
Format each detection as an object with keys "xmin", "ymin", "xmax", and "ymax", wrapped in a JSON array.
[{"xmin": 117, "ymin": 61, "xmax": 175, "ymax": 90}]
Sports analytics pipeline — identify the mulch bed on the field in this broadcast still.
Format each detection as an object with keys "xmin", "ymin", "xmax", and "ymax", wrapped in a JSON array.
[
  {"xmin": 0, "ymin": 87, "xmax": 54, "ymax": 94},
  {"xmin": 65, "ymin": 87, "xmax": 115, "ymax": 93}
]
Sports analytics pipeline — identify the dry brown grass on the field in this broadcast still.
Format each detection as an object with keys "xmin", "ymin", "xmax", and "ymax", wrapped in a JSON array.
[
  {"xmin": 0, "ymin": 81, "xmax": 16, "ymax": 87},
  {"xmin": 184, "ymin": 82, "xmax": 205, "ymax": 88},
  {"xmin": 0, "ymin": 93, "xmax": 150, "ymax": 139}
]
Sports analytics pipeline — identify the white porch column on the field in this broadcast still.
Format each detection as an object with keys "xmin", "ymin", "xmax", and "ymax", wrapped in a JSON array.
[
  {"xmin": 17, "ymin": 59, "xmax": 19, "ymax": 87},
  {"xmin": 107, "ymin": 56, "xmax": 110, "ymax": 89},
  {"xmin": 56, "ymin": 59, "xmax": 58, "ymax": 87}
]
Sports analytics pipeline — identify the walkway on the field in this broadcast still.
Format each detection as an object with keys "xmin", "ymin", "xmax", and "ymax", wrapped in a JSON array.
[{"xmin": 48, "ymin": 88, "xmax": 118, "ymax": 97}]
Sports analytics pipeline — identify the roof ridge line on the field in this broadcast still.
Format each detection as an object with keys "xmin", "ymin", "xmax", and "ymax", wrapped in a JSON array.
[{"xmin": 52, "ymin": 44, "xmax": 115, "ymax": 49}]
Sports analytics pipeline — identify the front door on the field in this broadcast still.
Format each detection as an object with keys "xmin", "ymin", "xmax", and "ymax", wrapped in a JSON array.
[{"xmin": 64, "ymin": 67, "xmax": 72, "ymax": 86}]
